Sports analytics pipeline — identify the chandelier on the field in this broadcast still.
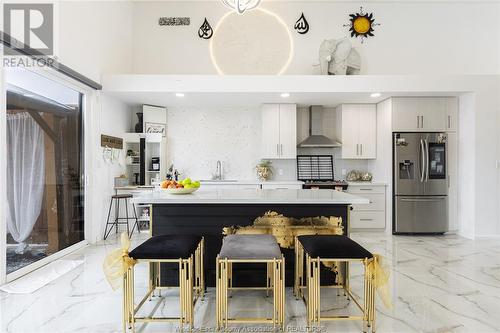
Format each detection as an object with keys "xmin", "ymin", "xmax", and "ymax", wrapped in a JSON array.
[{"xmin": 221, "ymin": 0, "xmax": 261, "ymax": 14}]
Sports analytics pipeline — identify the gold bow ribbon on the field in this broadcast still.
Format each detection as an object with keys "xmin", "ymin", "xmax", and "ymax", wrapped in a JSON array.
[
  {"xmin": 367, "ymin": 254, "xmax": 393, "ymax": 309},
  {"xmin": 103, "ymin": 233, "xmax": 137, "ymax": 291}
]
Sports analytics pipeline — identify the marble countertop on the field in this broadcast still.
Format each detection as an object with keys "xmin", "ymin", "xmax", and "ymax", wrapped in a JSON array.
[
  {"xmin": 347, "ymin": 181, "xmax": 388, "ymax": 186},
  {"xmin": 131, "ymin": 189, "xmax": 369, "ymax": 205},
  {"xmin": 200, "ymin": 180, "xmax": 304, "ymax": 185}
]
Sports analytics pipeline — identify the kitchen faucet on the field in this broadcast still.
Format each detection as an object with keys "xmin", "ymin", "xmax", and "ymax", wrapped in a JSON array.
[{"xmin": 214, "ymin": 160, "xmax": 223, "ymax": 180}]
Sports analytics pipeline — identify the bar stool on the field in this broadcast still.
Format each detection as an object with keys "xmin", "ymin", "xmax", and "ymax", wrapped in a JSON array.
[
  {"xmin": 216, "ymin": 234, "xmax": 285, "ymax": 331},
  {"xmin": 295, "ymin": 235, "xmax": 376, "ymax": 332},
  {"xmin": 123, "ymin": 235, "xmax": 204, "ymax": 332},
  {"xmin": 104, "ymin": 194, "xmax": 139, "ymax": 240}
]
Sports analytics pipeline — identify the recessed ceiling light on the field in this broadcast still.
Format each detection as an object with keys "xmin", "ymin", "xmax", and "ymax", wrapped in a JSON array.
[
  {"xmin": 370, "ymin": 93, "xmax": 381, "ymax": 98},
  {"xmin": 175, "ymin": 93, "xmax": 185, "ymax": 97},
  {"xmin": 281, "ymin": 93, "xmax": 290, "ymax": 98},
  {"xmin": 23, "ymin": 94, "xmax": 35, "ymax": 97}
]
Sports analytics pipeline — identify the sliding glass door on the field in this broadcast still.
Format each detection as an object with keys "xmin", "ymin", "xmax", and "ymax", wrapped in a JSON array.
[{"xmin": 4, "ymin": 68, "xmax": 84, "ymax": 275}]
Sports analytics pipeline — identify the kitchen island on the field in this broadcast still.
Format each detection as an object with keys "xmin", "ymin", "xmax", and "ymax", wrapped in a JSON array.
[{"xmin": 132, "ymin": 189, "xmax": 369, "ymax": 287}]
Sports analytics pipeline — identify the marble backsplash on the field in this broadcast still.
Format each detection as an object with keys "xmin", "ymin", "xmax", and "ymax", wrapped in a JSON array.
[{"xmin": 165, "ymin": 107, "xmax": 371, "ymax": 181}]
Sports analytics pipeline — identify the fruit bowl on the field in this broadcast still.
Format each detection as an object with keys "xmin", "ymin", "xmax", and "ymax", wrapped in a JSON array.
[
  {"xmin": 160, "ymin": 178, "xmax": 201, "ymax": 194},
  {"xmin": 162, "ymin": 187, "xmax": 199, "ymax": 195}
]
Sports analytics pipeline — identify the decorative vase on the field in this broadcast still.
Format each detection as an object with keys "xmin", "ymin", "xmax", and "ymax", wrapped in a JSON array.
[
  {"xmin": 135, "ymin": 112, "xmax": 143, "ymax": 133},
  {"xmin": 256, "ymin": 165, "xmax": 273, "ymax": 181}
]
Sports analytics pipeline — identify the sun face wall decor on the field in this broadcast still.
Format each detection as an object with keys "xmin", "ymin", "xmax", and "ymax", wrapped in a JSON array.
[{"xmin": 344, "ymin": 7, "xmax": 380, "ymax": 43}]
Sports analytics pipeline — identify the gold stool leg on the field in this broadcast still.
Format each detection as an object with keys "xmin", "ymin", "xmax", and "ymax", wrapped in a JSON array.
[
  {"xmin": 224, "ymin": 259, "xmax": 229, "ymax": 330},
  {"xmin": 179, "ymin": 260, "xmax": 185, "ymax": 330},
  {"xmin": 281, "ymin": 256, "xmax": 286, "ymax": 331},
  {"xmin": 123, "ymin": 270, "xmax": 127, "ymax": 333},
  {"xmin": 316, "ymin": 258, "xmax": 321, "ymax": 324},
  {"xmin": 371, "ymin": 257, "xmax": 376, "ymax": 333},
  {"xmin": 216, "ymin": 257, "xmax": 220, "ymax": 330},
  {"xmin": 306, "ymin": 254, "xmax": 311, "ymax": 327},
  {"xmin": 189, "ymin": 255, "xmax": 194, "ymax": 330},
  {"xmin": 130, "ymin": 267, "xmax": 135, "ymax": 333}
]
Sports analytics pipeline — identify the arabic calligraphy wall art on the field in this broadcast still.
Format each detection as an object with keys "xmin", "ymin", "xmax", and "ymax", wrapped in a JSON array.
[
  {"xmin": 159, "ymin": 17, "xmax": 190, "ymax": 26},
  {"xmin": 198, "ymin": 18, "xmax": 213, "ymax": 39},
  {"xmin": 344, "ymin": 7, "xmax": 380, "ymax": 43},
  {"xmin": 294, "ymin": 13, "xmax": 309, "ymax": 34}
]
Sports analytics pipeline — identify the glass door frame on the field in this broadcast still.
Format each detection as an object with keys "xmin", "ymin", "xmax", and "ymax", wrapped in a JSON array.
[{"xmin": 0, "ymin": 65, "xmax": 96, "ymax": 284}]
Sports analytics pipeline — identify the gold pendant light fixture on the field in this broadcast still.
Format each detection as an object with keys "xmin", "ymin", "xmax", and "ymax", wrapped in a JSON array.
[{"xmin": 221, "ymin": 0, "xmax": 261, "ymax": 14}]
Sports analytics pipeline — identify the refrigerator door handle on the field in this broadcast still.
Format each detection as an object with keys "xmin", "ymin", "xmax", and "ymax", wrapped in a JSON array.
[
  {"xmin": 419, "ymin": 139, "xmax": 425, "ymax": 182},
  {"xmin": 424, "ymin": 139, "xmax": 429, "ymax": 182},
  {"xmin": 400, "ymin": 197, "xmax": 446, "ymax": 202}
]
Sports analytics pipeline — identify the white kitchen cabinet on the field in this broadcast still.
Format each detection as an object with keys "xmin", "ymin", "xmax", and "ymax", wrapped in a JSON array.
[
  {"xmin": 347, "ymin": 184, "xmax": 386, "ymax": 229},
  {"xmin": 261, "ymin": 104, "xmax": 297, "ymax": 159},
  {"xmin": 446, "ymin": 98, "xmax": 458, "ymax": 132},
  {"xmin": 392, "ymin": 97, "xmax": 458, "ymax": 132},
  {"xmin": 338, "ymin": 104, "xmax": 377, "ymax": 159}
]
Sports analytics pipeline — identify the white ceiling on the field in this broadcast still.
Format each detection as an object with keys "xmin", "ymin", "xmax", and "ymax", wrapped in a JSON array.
[{"xmin": 105, "ymin": 91, "xmax": 461, "ymax": 108}]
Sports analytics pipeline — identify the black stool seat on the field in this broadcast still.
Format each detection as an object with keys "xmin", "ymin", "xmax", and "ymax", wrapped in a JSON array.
[
  {"xmin": 298, "ymin": 235, "xmax": 372, "ymax": 259},
  {"xmin": 129, "ymin": 235, "xmax": 202, "ymax": 260},
  {"xmin": 112, "ymin": 194, "xmax": 133, "ymax": 199}
]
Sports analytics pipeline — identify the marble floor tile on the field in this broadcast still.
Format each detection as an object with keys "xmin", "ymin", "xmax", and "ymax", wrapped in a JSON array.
[{"xmin": 1, "ymin": 232, "xmax": 500, "ymax": 333}]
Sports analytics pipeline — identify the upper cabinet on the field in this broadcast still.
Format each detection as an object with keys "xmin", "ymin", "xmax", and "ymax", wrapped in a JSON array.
[
  {"xmin": 261, "ymin": 104, "xmax": 297, "ymax": 159},
  {"xmin": 392, "ymin": 97, "xmax": 457, "ymax": 132},
  {"xmin": 337, "ymin": 104, "xmax": 377, "ymax": 159}
]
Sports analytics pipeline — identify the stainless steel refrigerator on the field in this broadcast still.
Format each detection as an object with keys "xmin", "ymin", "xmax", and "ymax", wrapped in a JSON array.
[{"xmin": 393, "ymin": 132, "xmax": 448, "ymax": 234}]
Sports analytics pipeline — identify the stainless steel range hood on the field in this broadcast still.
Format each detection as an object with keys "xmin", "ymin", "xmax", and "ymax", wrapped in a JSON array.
[{"xmin": 297, "ymin": 106, "xmax": 341, "ymax": 148}]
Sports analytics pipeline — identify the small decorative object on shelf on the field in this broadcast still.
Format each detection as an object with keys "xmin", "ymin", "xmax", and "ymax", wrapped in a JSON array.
[
  {"xmin": 126, "ymin": 149, "xmax": 134, "ymax": 165},
  {"xmin": 347, "ymin": 170, "xmax": 373, "ymax": 182},
  {"xmin": 135, "ymin": 112, "xmax": 143, "ymax": 133},
  {"xmin": 114, "ymin": 175, "xmax": 129, "ymax": 188},
  {"xmin": 255, "ymin": 160, "xmax": 273, "ymax": 181},
  {"xmin": 166, "ymin": 164, "xmax": 174, "ymax": 180},
  {"xmin": 361, "ymin": 171, "xmax": 373, "ymax": 182},
  {"xmin": 319, "ymin": 38, "xmax": 360, "ymax": 75},
  {"xmin": 346, "ymin": 170, "xmax": 361, "ymax": 181}
]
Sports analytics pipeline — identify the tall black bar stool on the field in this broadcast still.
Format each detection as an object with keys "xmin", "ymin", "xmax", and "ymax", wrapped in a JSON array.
[
  {"xmin": 295, "ymin": 235, "xmax": 376, "ymax": 332},
  {"xmin": 216, "ymin": 234, "xmax": 285, "ymax": 331},
  {"xmin": 104, "ymin": 194, "xmax": 139, "ymax": 240},
  {"xmin": 123, "ymin": 235, "xmax": 205, "ymax": 332}
]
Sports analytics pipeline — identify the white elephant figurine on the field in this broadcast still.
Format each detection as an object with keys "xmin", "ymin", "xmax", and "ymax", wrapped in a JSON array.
[{"xmin": 319, "ymin": 38, "xmax": 361, "ymax": 75}]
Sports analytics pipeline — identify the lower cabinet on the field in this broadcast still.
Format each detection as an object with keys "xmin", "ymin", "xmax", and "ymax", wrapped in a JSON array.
[{"xmin": 347, "ymin": 184, "xmax": 386, "ymax": 229}]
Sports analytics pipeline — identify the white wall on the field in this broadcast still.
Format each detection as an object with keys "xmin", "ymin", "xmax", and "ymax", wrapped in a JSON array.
[
  {"xmin": 132, "ymin": 1, "xmax": 500, "ymax": 75},
  {"xmin": 368, "ymin": 98, "xmax": 393, "ymax": 233},
  {"xmin": 458, "ymin": 93, "xmax": 475, "ymax": 238},
  {"xmin": 57, "ymin": 1, "xmax": 134, "ymax": 83},
  {"xmin": 88, "ymin": 94, "xmax": 132, "ymax": 243}
]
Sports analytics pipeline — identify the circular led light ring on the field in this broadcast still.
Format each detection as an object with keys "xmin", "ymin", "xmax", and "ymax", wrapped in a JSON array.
[{"xmin": 210, "ymin": 8, "xmax": 294, "ymax": 76}]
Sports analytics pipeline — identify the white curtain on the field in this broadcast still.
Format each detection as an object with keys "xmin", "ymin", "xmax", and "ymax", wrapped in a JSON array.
[{"xmin": 6, "ymin": 112, "xmax": 45, "ymax": 254}]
